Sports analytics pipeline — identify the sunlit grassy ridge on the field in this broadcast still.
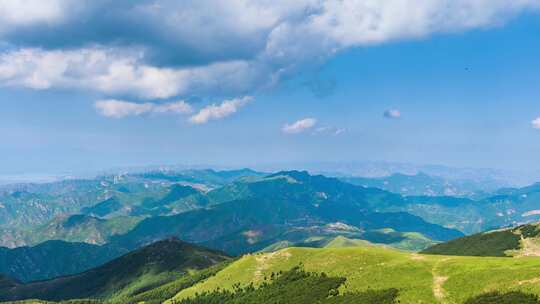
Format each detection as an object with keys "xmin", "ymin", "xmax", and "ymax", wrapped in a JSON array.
[
  {"xmin": 260, "ymin": 233, "xmax": 436, "ymax": 254},
  {"xmin": 422, "ymin": 222, "xmax": 540, "ymax": 257},
  {"xmin": 171, "ymin": 245, "xmax": 540, "ymax": 304}
]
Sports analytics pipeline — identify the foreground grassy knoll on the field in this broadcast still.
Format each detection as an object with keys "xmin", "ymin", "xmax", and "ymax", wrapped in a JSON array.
[
  {"xmin": 171, "ymin": 245, "xmax": 540, "ymax": 304},
  {"xmin": 175, "ymin": 267, "xmax": 399, "ymax": 304}
]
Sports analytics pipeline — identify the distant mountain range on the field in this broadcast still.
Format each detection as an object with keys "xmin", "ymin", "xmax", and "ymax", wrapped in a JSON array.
[
  {"xmin": 0, "ymin": 170, "xmax": 462, "ymax": 282},
  {"xmin": 391, "ymin": 182, "xmax": 540, "ymax": 234},
  {"xmin": 4, "ymin": 168, "xmax": 540, "ymax": 283},
  {"xmin": 0, "ymin": 169, "xmax": 265, "ymax": 247},
  {"xmin": 257, "ymin": 161, "xmax": 538, "ymax": 187},
  {"xmin": 110, "ymin": 171, "xmax": 461, "ymax": 255},
  {"xmin": 341, "ymin": 172, "xmax": 491, "ymax": 198}
]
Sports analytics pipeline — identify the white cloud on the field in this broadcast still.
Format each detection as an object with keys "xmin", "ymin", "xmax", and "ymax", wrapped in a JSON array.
[
  {"xmin": 314, "ymin": 126, "xmax": 346, "ymax": 136},
  {"xmin": 298, "ymin": 0, "xmax": 540, "ymax": 48},
  {"xmin": 152, "ymin": 102, "xmax": 193, "ymax": 114},
  {"xmin": 0, "ymin": 0, "xmax": 69, "ymax": 28},
  {"xmin": 0, "ymin": 48, "xmax": 255, "ymax": 99},
  {"xmin": 532, "ymin": 117, "xmax": 540, "ymax": 129},
  {"xmin": 95, "ymin": 99, "xmax": 192, "ymax": 118},
  {"xmin": 0, "ymin": 1, "xmax": 539, "ymax": 101},
  {"xmin": 383, "ymin": 109, "xmax": 401, "ymax": 119},
  {"xmin": 282, "ymin": 118, "xmax": 317, "ymax": 134},
  {"xmin": 189, "ymin": 96, "xmax": 253, "ymax": 124}
]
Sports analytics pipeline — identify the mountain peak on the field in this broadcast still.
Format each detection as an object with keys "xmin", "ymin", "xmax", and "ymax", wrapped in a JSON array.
[{"xmin": 267, "ymin": 170, "xmax": 312, "ymax": 181}]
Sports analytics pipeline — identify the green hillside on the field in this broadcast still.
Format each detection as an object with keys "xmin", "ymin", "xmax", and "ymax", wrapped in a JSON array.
[
  {"xmin": 0, "ymin": 238, "xmax": 230, "ymax": 302},
  {"xmin": 170, "ymin": 245, "xmax": 540, "ymax": 304},
  {"xmin": 175, "ymin": 267, "xmax": 399, "ymax": 304},
  {"xmin": 323, "ymin": 235, "xmax": 374, "ymax": 248},
  {"xmin": 261, "ymin": 233, "xmax": 436, "ymax": 252},
  {"xmin": 422, "ymin": 222, "xmax": 540, "ymax": 257}
]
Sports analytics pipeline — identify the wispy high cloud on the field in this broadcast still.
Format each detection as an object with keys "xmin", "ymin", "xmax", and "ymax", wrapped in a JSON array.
[
  {"xmin": 314, "ymin": 126, "xmax": 346, "ymax": 136},
  {"xmin": 0, "ymin": 1, "xmax": 539, "ymax": 101},
  {"xmin": 282, "ymin": 118, "xmax": 317, "ymax": 134},
  {"xmin": 383, "ymin": 109, "xmax": 401, "ymax": 119},
  {"xmin": 95, "ymin": 100, "xmax": 192, "ymax": 118},
  {"xmin": 532, "ymin": 117, "xmax": 540, "ymax": 129},
  {"xmin": 189, "ymin": 96, "xmax": 253, "ymax": 124}
]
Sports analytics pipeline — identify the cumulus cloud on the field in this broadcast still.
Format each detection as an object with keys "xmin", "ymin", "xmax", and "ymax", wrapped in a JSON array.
[
  {"xmin": 189, "ymin": 96, "xmax": 253, "ymax": 124},
  {"xmin": 95, "ymin": 99, "xmax": 192, "ymax": 118},
  {"xmin": 0, "ymin": 1, "xmax": 539, "ymax": 101},
  {"xmin": 0, "ymin": 48, "xmax": 256, "ymax": 99},
  {"xmin": 532, "ymin": 117, "xmax": 540, "ymax": 129},
  {"xmin": 383, "ymin": 109, "xmax": 401, "ymax": 119},
  {"xmin": 282, "ymin": 118, "xmax": 317, "ymax": 134}
]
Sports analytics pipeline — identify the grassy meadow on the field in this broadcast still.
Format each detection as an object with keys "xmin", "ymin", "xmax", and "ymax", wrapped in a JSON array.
[{"xmin": 170, "ymin": 245, "xmax": 540, "ymax": 304}]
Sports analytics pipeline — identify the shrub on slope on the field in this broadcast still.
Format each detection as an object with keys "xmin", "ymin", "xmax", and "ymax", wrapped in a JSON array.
[
  {"xmin": 421, "ymin": 229, "xmax": 520, "ymax": 257},
  {"xmin": 465, "ymin": 291, "xmax": 540, "ymax": 304}
]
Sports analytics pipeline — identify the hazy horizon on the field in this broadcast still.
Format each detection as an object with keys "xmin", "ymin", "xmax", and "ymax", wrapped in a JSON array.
[{"xmin": 2, "ymin": 160, "xmax": 540, "ymax": 188}]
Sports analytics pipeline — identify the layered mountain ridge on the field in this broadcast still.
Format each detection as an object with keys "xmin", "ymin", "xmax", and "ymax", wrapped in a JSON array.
[{"xmin": 0, "ymin": 238, "xmax": 230, "ymax": 302}]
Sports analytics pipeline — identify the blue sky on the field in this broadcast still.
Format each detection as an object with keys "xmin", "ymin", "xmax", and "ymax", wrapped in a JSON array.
[{"xmin": 1, "ymin": 1, "xmax": 540, "ymax": 175}]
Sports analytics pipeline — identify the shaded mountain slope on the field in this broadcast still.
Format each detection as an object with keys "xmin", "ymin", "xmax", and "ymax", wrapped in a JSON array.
[
  {"xmin": 0, "ymin": 274, "xmax": 19, "ymax": 289},
  {"xmin": 0, "ymin": 238, "xmax": 230, "ymax": 302},
  {"xmin": 0, "ymin": 240, "xmax": 128, "ymax": 282}
]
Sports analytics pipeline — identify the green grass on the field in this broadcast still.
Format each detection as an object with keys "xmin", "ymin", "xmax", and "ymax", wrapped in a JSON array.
[
  {"xmin": 170, "ymin": 246, "xmax": 540, "ymax": 304},
  {"xmin": 323, "ymin": 236, "xmax": 374, "ymax": 248},
  {"xmin": 175, "ymin": 267, "xmax": 398, "ymax": 304},
  {"xmin": 260, "ymin": 232, "xmax": 437, "ymax": 255}
]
